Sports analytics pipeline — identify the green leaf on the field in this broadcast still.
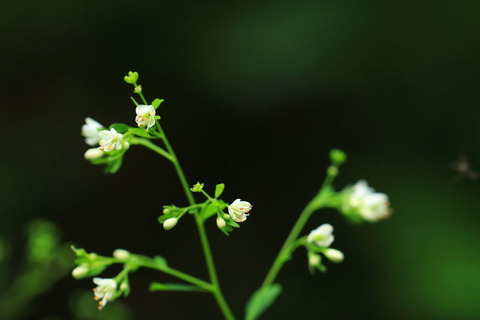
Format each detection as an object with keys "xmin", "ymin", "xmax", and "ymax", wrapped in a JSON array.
[
  {"xmin": 149, "ymin": 282, "xmax": 207, "ymax": 292},
  {"xmin": 200, "ymin": 203, "xmax": 218, "ymax": 221},
  {"xmin": 110, "ymin": 123, "xmax": 132, "ymax": 133},
  {"xmin": 245, "ymin": 284, "xmax": 282, "ymax": 320},
  {"xmin": 152, "ymin": 98, "xmax": 164, "ymax": 109},
  {"xmin": 158, "ymin": 213, "xmax": 176, "ymax": 223},
  {"xmin": 129, "ymin": 128, "xmax": 153, "ymax": 138},
  {"xmin": 104, "ymin": 156, "xmax": 123, "ymax": 174},
  {"xmin": 214, "ymin": 183, "xmax": 225, "ymax": 198},
  {"xmin": 226, "ymin": 219, "xmax": 240, "ymax": 228}
]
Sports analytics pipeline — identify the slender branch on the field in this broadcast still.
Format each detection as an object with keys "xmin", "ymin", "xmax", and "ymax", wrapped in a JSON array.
[
  {"xmin": 155, "ymin": 121, "xmax": 235, "ymax": 320},
  {"xmin": 130, "ymin": 137, "xmax": 174, "ymax": 162}
]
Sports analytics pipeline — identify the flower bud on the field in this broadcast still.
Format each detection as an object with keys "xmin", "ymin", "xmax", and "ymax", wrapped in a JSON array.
[
  {"xmin": 120, "ymin": 281, "xmax": 129, "ymax": 291},
  {"xmin": 163, "ymin": 208, "xmax": 170, "ymax": 214},
  {"xmin": 216, "ymin": 217, "xmax": 226, "ymax": 229},
  {"xmin": 324, "ymin": 248, "xmax": 344, "ymax": 263},
  {"xmin": 163, "ymin": 218, "xmax": 178, "ymax": 230},
  {"xmin": 134, "ymin": 85, "xmax": 142, "ymax": 93},
  {"xmin": 84, "ymin": 148, "xmax": 104, "ymax": 160},
  {"xmin": 113, "ymin": 249, "xmax": 130, "ymax": 261},
  {"xmin": 308, "ymin": 253, "xmax": 321, "ymax": 267},
  {"xmin": 72, "ymin": 265, "xmax": 89, "ymax": 279},
  {"xmin": 222, "ymin": 213, "xmax": 230, "ymax": 220},
  {"xmin": 329, "ymin": 149, "xmax": 347, "ymax": 165}
]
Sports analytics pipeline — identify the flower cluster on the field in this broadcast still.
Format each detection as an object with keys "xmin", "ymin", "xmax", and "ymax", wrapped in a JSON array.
[
  {"xmin": 305, "ymin": 224, "xmax": 344, "ymax": 273},
  {"xmin": 341, "ymin": 180, "xmax": 392, "ymax": 223}
]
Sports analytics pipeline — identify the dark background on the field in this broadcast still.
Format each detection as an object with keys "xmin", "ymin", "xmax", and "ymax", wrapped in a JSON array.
[{"xmin": 1, "ymin": 0, "xmax": 480, "ymax": 319}]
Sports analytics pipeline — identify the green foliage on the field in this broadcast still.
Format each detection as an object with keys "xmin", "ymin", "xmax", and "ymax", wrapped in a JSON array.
[
  {"xmin": 215, "ymin": 183, "xmax": 225, "ymax": 198},
  {"xmin": 245, "ymin": 284, "xmax": 282, "ymax": 320},
  {"xmin": 109, "ymin": 123, "xmax": 132, "ymax": 134},
  {"xmin": 151, "ymin": 98, "xmax": 164, "ymax": 109}
]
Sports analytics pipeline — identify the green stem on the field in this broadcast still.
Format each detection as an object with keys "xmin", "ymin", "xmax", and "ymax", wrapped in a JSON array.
[
  {"xmin": 138, "ymin": 259, "xmax": 213, "ymax": 292},
  {"xmin": 130, "ymin": 138, "xmax": 174, "ymax": 162},
  {"xmin": 156, "ymin": 121, "xmax": 235, "ymax": 320},
  {"xmin": 259, "ymin": 168, "xmax": 338, "ymax": 291}
]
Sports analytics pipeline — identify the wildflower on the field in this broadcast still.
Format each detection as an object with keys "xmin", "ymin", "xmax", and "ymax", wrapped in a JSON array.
[
  {"xmin": 228, "ymin": 199, "xmax": 252, "ymax": 222},
  {"xmin": 324, "ymin": 248, "xmax": 344, "ymax": 263},
  {"xmin": 135, "ymin": 105, "xmax": 156, "ymax": 130},
  {"xmin": 93, "ymin": 278, "xmax": 117, "ymax": 310},
  {"xmin": 163, "ymin": 217, "xmax": 178, "ymax": 230},
  {"xmin": 84, "ymin": 148, "xmax": 104, "ymax": 160},
  {"xmin": 307, "ymin": 224, "xmax": 334, "ymax": 248},
  {"xmin": 345, "ymin": 180, "xmax": 391, "ymax": 222},
  {"xmin": 82, "ymin": 117, "xmax": 104, "ymax": 146},
  {"xmin": 98, "ymin": 128, "xmax": 123, "ymax": 152}
]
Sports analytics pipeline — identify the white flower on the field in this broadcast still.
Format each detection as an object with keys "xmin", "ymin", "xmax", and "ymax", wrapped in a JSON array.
[
  {"xmin": 324, "ymin": 248, "xmax": 344, "ymax": 263},
  {"xmin": 307, "ymin": 224, "xmax": 334, "ymax": 247},
  {"xmin": 228, "ymin": 199, "xmax": 252, "ymax": 222},
  {"xmin": 82, "ymin": 117, "xmax": 104, "ymax": 146},
  {"xmin": 93, "ymin": 278, "xmax": 117, "ymax": 310},
  {"xmin": 347, "ymin": 180, "xmax": 391, "ymax": 222},
  {"xmin": 135, "ymin": 105, "xmax": 156, "ymax": 130},
  {"xmin": 98, "ymin": 128, "xmax": 123, "ymax": 152}
]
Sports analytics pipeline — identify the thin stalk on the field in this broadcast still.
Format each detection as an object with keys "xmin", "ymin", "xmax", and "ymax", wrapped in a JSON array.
[
  {"xmin": 130, "ymin": 138, "xmax": 174, "ymax": 162},
  {"xmin": 259, "ymin": 167, "xmax": 338, "ymax": 290},
  {"xmin": 156, "ymin": 121, "xmax": 235, "ymax": 320}
]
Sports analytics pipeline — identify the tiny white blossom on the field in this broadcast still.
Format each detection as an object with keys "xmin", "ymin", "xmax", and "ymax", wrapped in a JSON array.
[
  {"xmin": 228, "ymin": 199, "xmax": 252, "ymax": 222},
  {"xmin": 307, "ymin": 224, "xmax": 334, "ymax": 247},
  {"xmin": 93, "ymin": 278, "xmax": 117, "ymax": 310},
  {"xmin": 347, "ymin": 180, "xmax": 391, "ymax": 222},
  {"xmin": 82, "ymin": 117, "xmax": 104, "ymax": 146},
  {"xmin": 135, "ymin": 105, "xmax": 156, "ymax": 130},
  {"xmin": 98, "ymin": 128, "xmax": 123, "ymax": 152}
]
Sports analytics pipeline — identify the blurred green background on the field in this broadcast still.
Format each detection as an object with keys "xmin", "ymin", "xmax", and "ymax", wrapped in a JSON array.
[{"xmin": 1, "ymin": 0, "xmax": 480, "ymax": 319}]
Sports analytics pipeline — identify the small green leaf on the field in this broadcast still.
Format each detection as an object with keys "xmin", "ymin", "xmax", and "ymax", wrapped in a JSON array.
[
  {"xmin": 110, "ymin": 123, "xmax": 132, "ymax": 133},
  {"xmin": 149, "ymin": 282, "xmax": 207, "ymax": 292},
  {"xmin": 214, "ymin": 183, "xmax": 225, "ymax": 198},
  {"xmin": 200, "ymin": 203, "xmax": 218, "ymax": 221},
  {"xmin": 245, "ymin": 284, "xmax": 282, "ymax": 320},
  {"xmin": 158, "ymin": 213, "xmax": 176, "ymax": 223},
  {"xmin": 104, "ymin": 156, "xmax": 123, "ymax": 174},
  {"xmin": 129, "ymin": 128, "xmax": 153, "ymax": 138},
  {"xmin": 226, "ymin": 219, "xmax": 240, "ymax": 228},
  {"xmin": 152, "ymin": 98, "xmax": 164, "ymax": 109}
]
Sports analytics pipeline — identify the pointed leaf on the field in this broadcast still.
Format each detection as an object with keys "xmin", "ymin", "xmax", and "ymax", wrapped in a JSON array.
[
  {"xmin": 245, "ymin": 284, "xmax": 282, "ymax": 320},
  {"xmin": 110, "ymin": 123, "xmax": 132, "ymax": 134},
  {"xmin": 130, "ymin": 96, "xmax": 139, "ymax": 106},
  {"xmin": 215, "ymin": 183, "xmax": 225, "ymax": 198},
  {"xmin": 149, "ymin": 282, "xmax": 207, "ymax": 292},
  {"xmin": 152, "ymin": 98, "xmax": 164, "ymax": 109},
  {"xmin": 129, "ymin": 128, "xmax": 153, "ymax": 138}
]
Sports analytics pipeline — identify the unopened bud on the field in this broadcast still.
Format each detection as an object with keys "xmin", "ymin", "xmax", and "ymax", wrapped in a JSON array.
[
  {"xmin": 163, "ymin": 218, "xmax": 178, "ymax": 230},
  {"xmin": 72, "ymin": 265, "xmax": 88, "ymax": 279},
  {"xmin": 324, "ymin": 248, "xmax": 344, "ymax": 263},
  {"xmin": 120, "ymin": 281, "xmax": 129, "ymax": 291},
  {"xmin": 216, "ymin": 217, "xmax": 226, "ymax": 229},
  {"xmin": 84, "ymin": 148, "xmax": 104, "ymax": 160},
  {"xmin": 308, "ymin": 253, "xmax": 321, "ymax": 267},
  {"xmin": 329, "ymin": 149, "xmax": 347, "ymax": 165},
  {"xmin": 134, "ymin": 85, "xmax": 142, "ymax": 93},
  {"xmin": 113, "ymin": 249, "xmax": 130, "ymax": 261},
  {"xmin": 222, "ymin": 213, "xmax": 230, "ymax": 220},
  {"xmin": 163, "ymin": 208, "xmax": 170, "ymax": 214}
]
